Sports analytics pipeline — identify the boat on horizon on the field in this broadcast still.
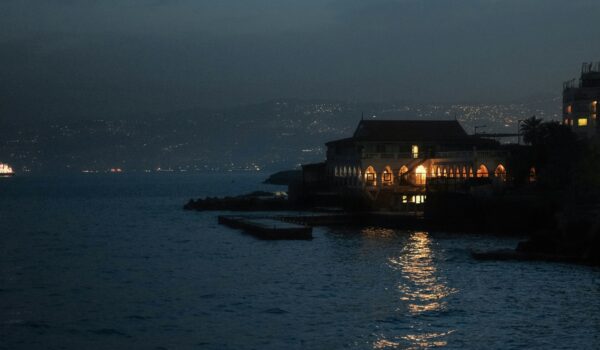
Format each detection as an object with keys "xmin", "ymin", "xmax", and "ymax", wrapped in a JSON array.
[{"xmin": 0, "ymin": 163, "xmax": 15, "ymax": 177}]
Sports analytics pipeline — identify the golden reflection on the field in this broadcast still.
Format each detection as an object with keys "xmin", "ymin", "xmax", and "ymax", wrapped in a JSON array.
[
  {"xmin": 373, "ymin": 338, "xmax": 401, "ymax": 349},
  {"xmin": 389, "ymin": 232, "xmax": 456, "ymax": 315},
  {"xmin": 361, "ymin": 227, "xmax": 397, "ymax": 239},
  {"xmin": 402, "ymin": 331, "xmax": 455, "ymax": 349},
  {"xmin": 378, "ymin": 231, "xmax": 457, "ymax": 349}
]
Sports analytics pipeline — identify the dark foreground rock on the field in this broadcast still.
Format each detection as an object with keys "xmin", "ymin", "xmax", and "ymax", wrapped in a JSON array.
[
  {"xmin": 473, "ymin": 203, "xmax": 600, "ymax": 266},
  {"xmin": 471, "ymin": 249, "xmax": 590, "ymax": 265}
]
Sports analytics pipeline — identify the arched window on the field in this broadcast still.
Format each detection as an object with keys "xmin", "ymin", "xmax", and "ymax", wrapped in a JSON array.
[
  {"xmin": 437, "ymin": 166, "xmax": 442, "ymax": 177},
  {"xmin": 477, "ymin": 164, "xmax": 489, "ymax": 178},
  {"xmin": 469, "ymin": 167, "xmax": 474, "ymax": 178},
  {"xmin": 442, "ymin": 167, "xmax": 448, "ymax": 178},
  {"xmin": 399, "ymin": 165, "xmax": 409, "ymax": 184},
  {"xmin": 529, "ymin": 167, "xmax": 537, "ymax": 183},
  {"xmin": 494, "ymin": 164, "xmax": 507, "ymax": 182},
  {"xmin": 415, "ymin": 165, "xmax": 427, "ymax": 185},
  {"xmin": 449, "ymin": 167, "xmax": 454, "ymax": 178},
  {"xmin": 382, "ymin": 166, "xmax": 394, "ymax": 185},
  {"xmin": 365, "ymin": 166, "xmax": 377, "ymax": 186},
  {"xmin": 462, "ymin": 166, "xmax": 467, "ymax": 178}
]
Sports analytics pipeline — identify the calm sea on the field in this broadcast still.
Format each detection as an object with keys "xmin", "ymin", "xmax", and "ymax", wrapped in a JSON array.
[{"xmin": 1, "ymin": 173, "xmax": 599, "ymax": 349}]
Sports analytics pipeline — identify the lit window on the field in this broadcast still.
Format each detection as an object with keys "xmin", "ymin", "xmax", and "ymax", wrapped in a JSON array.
[
  {"xmin": 411, "ymin": 195, "xmax": 425, "ymax": 204},
  {"xmin": 566, "ymin": 105, "xmax": 572, "ymax": 114},
  {"xmin": 365, "ymin": 166, "xmax": 377, "ymax": 185},
  {"xmin": 383, "ymin": 172, "xmax": 391, "ymax": 182},
  {"xmin": 477, "ymin": 164, "xmax": 489, "ymax": 178},
  {"xmin": 564, "ymin": 118, "xmax": 570, "ymax": 125},
  {"xmin": 412, "ymin": 145, "xmax": 419, "ymax": 159},
  {"xmin": 415, "ymin": 165, "xmax": 427, "ymax": 185},
  {"xmin": 578, "ymin": 118, "xmax": 588, "ymax": 127},
  {"xmin": 592, "ymin": 101, "xmax": 598, "ymax": 113}
]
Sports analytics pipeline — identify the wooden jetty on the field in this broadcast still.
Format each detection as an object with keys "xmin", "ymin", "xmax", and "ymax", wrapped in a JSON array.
[{"xmin": 218, "ymin": 215, "xmax": 313, "ymax": 240}]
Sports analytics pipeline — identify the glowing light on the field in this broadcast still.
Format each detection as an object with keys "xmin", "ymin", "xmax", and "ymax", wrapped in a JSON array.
[
  {"xmin": 382, "ymin": 166, "xmax": 394, "ymax": 185},
  {"xmin": 411, "ymin": 195, "xmax": 426, "ymax": 204},
  {"xmin": 411, "ymin": 145, "xmax": 419, "ymax": 159},
  {"xmin": 494, "ymin": 164, "xmax": 507, "ymax": 181},
  {"xmin": 476, "ymin": 164, "xmax": 488, "ymax": 178},
  {"xmin": 387, "ymin": 231, "xmax": 457, "ymax": 328},
  {"xmin": 0, "ymin": 163, "xmax": 14, "ymax": 175},
  {"xmin": 415, "ymin": 165, "xmax": 427, "ymax": 185},
  {"xmin": 365, "ymin": 166, "xmax": 377, "ymax": 186},
  {"xmin": 578, "ymin": 118, "xmax": 588, "ymax": 127}
]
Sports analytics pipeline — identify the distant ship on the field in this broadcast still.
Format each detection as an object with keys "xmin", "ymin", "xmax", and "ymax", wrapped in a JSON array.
[{"xmin": 0, "ymin": 163, "xmax": 15, "ymax": 177}]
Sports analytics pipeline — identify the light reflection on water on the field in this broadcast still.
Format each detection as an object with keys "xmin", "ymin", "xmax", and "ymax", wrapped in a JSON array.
[
  {"xmin": 2, "ymin": 175, "xmax": 600, "ymax": 350},
  {"xmin": 371, "ymin": 230, "xmax": 457, "ymax": 349}
]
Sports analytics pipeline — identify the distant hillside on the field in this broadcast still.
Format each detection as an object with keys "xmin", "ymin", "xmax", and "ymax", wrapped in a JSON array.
[{"xmin": 0, "ymin": 97, "xmax": 561, "ymax": 173}]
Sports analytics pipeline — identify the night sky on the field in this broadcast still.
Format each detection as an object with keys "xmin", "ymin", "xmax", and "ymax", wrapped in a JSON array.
[{"xmin": 2, "ymin": 0, "xmax": 600, "ymax": 120}]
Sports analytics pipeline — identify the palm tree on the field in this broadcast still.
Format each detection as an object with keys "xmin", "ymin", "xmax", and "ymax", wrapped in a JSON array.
[{"xmin": 520, "ymin": 116, "xmax": 543, "ymax": 145}]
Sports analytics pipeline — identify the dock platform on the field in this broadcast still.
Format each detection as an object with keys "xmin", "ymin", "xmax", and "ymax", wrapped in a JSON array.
[{"xmin": 218, "ymin": 215, "xmax": 313, "ymax": 240}]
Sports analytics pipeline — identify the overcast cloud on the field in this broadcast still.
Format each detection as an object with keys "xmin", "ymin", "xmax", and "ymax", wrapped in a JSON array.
[{"xmin": 1, "ymin": 0, "xmax": 600, "ymax": 120}]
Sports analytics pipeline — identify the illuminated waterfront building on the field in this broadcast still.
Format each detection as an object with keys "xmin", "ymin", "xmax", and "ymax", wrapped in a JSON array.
[{"xmin": 316, "ymin": 119, "xmax": 511, "ymax": 203}]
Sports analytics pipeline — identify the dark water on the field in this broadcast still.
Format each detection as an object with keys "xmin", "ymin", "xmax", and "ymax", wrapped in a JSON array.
[{"xmin": 1, "ymin": 174, "xmax": 599, "ymax": 349}]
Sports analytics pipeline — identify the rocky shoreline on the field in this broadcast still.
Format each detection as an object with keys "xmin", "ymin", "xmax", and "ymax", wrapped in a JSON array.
[
  {"xmin": 184, "ymin": 191, "xmax": 298, "ymax": 211},
  {"xmin": 184, "ymin": 178, "xmax": 600, "ymax": 267}
]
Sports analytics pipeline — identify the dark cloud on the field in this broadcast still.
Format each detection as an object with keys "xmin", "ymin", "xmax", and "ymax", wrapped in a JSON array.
[{"xmin": 1, "ymin": 0, "xmax": 600, "ymax": 120}]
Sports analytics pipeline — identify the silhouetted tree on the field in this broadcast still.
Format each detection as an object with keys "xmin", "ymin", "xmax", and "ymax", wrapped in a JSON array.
[
  {"xmin": 534, "ymin": 121, "xmax": 580, "ymax": 190},
  {"xmin": 520, "ymin": 116, "xmax": 543, "ymax": 145}
]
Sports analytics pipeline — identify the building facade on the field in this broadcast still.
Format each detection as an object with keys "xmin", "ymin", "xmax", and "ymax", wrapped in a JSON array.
[
  {"xmin": 563, "ymin": 62, "xmax": 600, "ymax": 139},
  {"xmin": 324, "ymin": 120, "xmax": 512, "ymax": 198}
]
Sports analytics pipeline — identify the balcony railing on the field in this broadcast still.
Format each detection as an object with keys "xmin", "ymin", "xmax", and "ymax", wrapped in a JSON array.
[
  {"xmin": 361, "ymin": 150, "xmax": 507, "ymax": 160},
  {"xmin": 362, "ymin": 152, "xmax": 416, "ymax": 159}
]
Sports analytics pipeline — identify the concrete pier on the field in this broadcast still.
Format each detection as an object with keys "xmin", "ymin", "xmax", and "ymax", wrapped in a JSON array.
[{"xmin": 218, "ymin": 216, "xmax": 313, "ymax": 240}]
